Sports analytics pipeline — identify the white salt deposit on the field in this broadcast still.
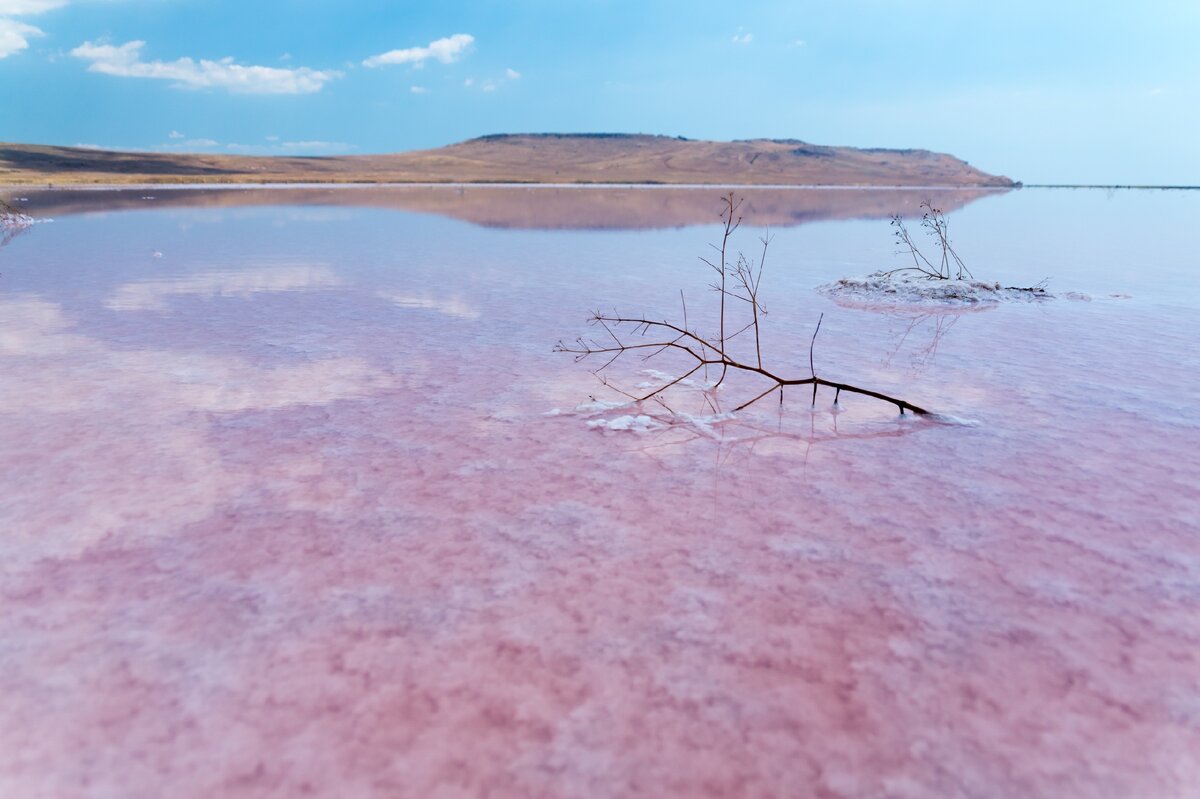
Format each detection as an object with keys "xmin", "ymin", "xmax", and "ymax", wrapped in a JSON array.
[
  {"xmin": 818, "ymin": 272, "xmax": 1053, "ymax": 307},
  {"xmin": 671, "ymin": 411, "xmax": 738, "ymax": 438},
  {"xmin": 1, "ymin": 211, "xmax": 37, "ymax": 231},
  {"xmin": 586, "ymin": 414, "xmax": 661, "ymax": 432},
  {"xmin": 574, "ymin": 398, "xmax": 634, "ymax": 415},
  {"xmin": 1, "ymin": 205, "xmax": 52, "ymax": 243},
  {"xmin": 924, "ymin": 413, "xmax": 982, "ymax": 427}
]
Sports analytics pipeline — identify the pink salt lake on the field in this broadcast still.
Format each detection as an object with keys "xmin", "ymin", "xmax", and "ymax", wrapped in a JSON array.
[{"xmin": 1, "ymin": 186, "xmax": 1198, "ymax": 798}]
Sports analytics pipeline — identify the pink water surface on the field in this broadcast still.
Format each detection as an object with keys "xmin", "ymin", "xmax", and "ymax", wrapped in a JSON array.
[{"xmin": 1, "ymin": 188, "xmax": 1198, "ymax": 797}]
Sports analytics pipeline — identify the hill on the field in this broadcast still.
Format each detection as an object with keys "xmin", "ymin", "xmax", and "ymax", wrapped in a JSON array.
[{"xmin": 0, "ymin": 134, "xmax": 1014, "ymax": 187}]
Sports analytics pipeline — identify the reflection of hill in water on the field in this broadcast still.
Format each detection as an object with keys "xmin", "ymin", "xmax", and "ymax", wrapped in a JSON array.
[{"xmin": 15, "ymin": 185, "xmax": 1009, "ymax": 231}]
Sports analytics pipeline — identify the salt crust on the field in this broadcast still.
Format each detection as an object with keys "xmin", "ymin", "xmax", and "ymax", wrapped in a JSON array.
[
  {"xmin": 0, "ymin": 211, "xmax": 51, "ymax": 232},
  {"xmin": 818, "ymin": 272, "xmax": 1053, "ymax": 306}
]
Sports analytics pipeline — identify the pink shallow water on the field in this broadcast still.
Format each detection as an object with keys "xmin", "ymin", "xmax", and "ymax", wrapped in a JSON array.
[{"xmin": 1, "ymin": 188, "xmax": 1199, "ymax": 797}]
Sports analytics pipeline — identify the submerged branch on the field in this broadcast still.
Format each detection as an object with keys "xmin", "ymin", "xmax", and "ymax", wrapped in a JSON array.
[
  {"xmin": 556, "ymin": 308, "xmax": 929, "ymax": 416},
  {"xmin": 556, "ymin": 193, "xmax": 931, "ymax": 420}
]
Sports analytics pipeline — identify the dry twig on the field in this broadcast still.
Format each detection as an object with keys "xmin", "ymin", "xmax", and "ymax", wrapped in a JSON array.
[
  {"xmin": 885, "ymin": 201, "xmax": 971, "ymax": 281},
  {"xmin": 556, "ymin": 194, "xmax": 929, "ymax": 416}
]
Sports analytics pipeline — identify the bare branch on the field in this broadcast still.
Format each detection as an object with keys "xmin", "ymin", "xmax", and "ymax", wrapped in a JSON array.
[
  {"xmin": 557, "ymin": 195, "xmax": 930, "ymax": 419},
  {"xmin": 808, "ymin": 312, "xmax": 823, "ymax": 379}
]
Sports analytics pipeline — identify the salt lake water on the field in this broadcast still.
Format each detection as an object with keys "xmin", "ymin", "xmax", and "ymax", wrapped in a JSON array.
[{"xmin": 1, "ymin": 185, "xmax": 1197, "ymax": 797}]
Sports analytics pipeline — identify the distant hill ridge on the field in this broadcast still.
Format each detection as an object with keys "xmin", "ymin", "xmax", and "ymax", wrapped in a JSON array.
[
  {"xmin": 0, "ymin": 134, "xmax": 1015, "ymax": 187},
  {"xmin": 470, "ymin": 133, "xmax": 693, "ymax": 140},
  {"xmin": 472, "ymin": 133, "xmax": 928, "ymax": 155}
]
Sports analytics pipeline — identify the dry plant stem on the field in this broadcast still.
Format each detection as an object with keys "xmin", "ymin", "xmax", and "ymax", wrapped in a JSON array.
[
  {"xmin": 886, "ymin": 201, "xmax": 971, "ymax": 281},
  {"xmin": 890, "ymin": 216, "xmax": 940, "ymax": 277},
  {"xmin": 925, "ymin": 203, "xmax": 972, "ymax": 280},
  {"xmin": 556, "ymin": 194, "xmax": 930, "ymax": 417},
  {"xmin": 699, "ymin": 194, "xmax": 742, "ymax": 387}
]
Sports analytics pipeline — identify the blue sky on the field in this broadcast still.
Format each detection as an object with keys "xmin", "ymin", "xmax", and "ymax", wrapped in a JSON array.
[{"xmin": 1, "ymin": 0, "xmax": 1197, "ymax": 184}]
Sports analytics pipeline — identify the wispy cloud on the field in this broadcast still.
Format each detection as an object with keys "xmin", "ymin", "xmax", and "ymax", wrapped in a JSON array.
[
  {"xmin": 278, "ymin": 140, "xmax": 353, "ymax": 152},
  {"xmin": 363, "ymin": 33, "xmax": 473, "ymax": 68},
  {"xmin": 377, "ymin": 291, "xmax": 479, "ymax": 320},
  {"xmin": 222, "ymin": 140, "xmax": 355, "ymax": 155},
  {"xmin": 0, "ymin": 4, "xmax": 64, "ymax": 60},
  {"xmin": 0, "ymin": 1, "xmax": 66, "ymax": 13},
  {"xmin": 410, "ymin": 85, "xmax": 429, "ymax": 94},
  {"xmin": 732, "ymin": 32, "xmax": 753, "ymax": 46},
  {"xmin": 168, "ymin": 130, "xmax": 184, "ymax": 139},
  {"xmin": 0, "ymin": 0, "xmax": 62, "ymax": 59},
  {"xmin": 148, "ymin": 138, "xmax": 354, "ymax": 155},
  {"xmin": 0, "ymin": 16, "xmax": 39, "ymax": 57},
  {"xmin": 70, "ymin": 40, "xmax": 340, "ymax": 94},
  {"xmin": 106, "ymin": 266, "xmax": 344, "ymax": 312},
  {"xmin": 467, "ymin": 67, "xmax": 520, "ymax": 94}
]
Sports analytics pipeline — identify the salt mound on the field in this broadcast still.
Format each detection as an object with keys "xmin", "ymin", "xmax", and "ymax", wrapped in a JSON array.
[
  {"xmin": 1, "ymin": 210, "xmax": 36, "ymax": 231},
  {"xmin": 586, "ymin": 414, "xmax": 661, "ymax": 432},
  {"xmin": 818, "ymin": 272, "xmax": 1052, "ymax": 307},
  {"xmin": 1, "ymin": 207, "xmax": 51, "ymax": 237}
]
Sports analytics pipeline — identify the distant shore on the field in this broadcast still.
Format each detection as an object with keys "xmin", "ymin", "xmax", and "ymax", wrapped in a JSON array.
[
  {"xmin": 0, "ymin": 134, "xmax": 1016, "ymax": 188},
  {"xmin": 1023, "ymin": 184, "xmax": 1200, "ymax": 190},
  {"xmin": 4, "ymin": 183, "xmax": 1010, "ymax": 232}
]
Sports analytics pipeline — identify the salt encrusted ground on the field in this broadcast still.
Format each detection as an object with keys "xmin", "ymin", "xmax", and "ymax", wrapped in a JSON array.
[
  {"xmin": 0, "ymin": 190, "xmax": 1196, "ymax": 798},
  {"xmin": 818, "ymin": 272, "xmax": 1053, "ymax": 306}
]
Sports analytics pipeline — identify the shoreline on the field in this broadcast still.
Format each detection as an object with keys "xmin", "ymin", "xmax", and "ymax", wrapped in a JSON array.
[
  {"xmin": 7, "ymin": 180, "xmax": 1194, "ymax": 192},
  {"xmin": 2, "ymin": 181, "xmax": 1018, "ymax": 191}
]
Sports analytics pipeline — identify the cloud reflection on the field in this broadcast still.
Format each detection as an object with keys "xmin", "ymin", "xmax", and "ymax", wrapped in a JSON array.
[
  {"xmin": 105, "ymin": 265, "xmax": 343, "ymax": 312},
  {"xmin": 0, "ymin": 295, "xmax": 396, "ymax": 568},
  {"xmin": 377, "ymin": 290, "xmax": 480, "ymax": 320}
]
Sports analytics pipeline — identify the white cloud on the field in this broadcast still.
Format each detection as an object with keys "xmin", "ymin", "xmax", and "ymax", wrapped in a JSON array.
[
  {"xmin": 363, "ymin": 33, "xmax": 473, "ymax": 68},
  {"xmin": 790, "ymin": 39, "xmax": 806, "ymax": 48},
  {"xmin": 168, "ymin": 130, "xmax": 184, "ymax": 139},
  {"xmin": 465, "ymin": 67, "xmax": 520, "ymax": 93},
  {"xmin": 1149, "ymin": 87, "xmax": 1166, "ymax": 96},
  {"xmin": 410, "ymin": 85, "xmax": 428, "ymax": 94},
  {"xmin": 377, "ymin": 291, "xmax": 479, "ymax": 320},
  {"xmin": 152, "ymin": 138, "xmax": 222, "ymax": 152},
  {"xmin": 279, "ymin": 140, "xmax": 352, "ymax": 152},
  {"xmin": 106, "ymin": 266, "xmax": 343, "ymax": 312},
  {"xmin": 0, "ymin": 0, "xmax": 65, "ymax": 13},
  {"xmin": 0, "ymin": 17, "xmax": 39, "ymax": 57},
  {"xmin": 0, "ymin": 1, "xmax": 64, "ymax": 59},
  {"xmin": 222, "ymin": 140, "xmax": 355, "ymax": 155},
  {"xmin": 732, "ymin": 32, "xmax": 753, "ymax": 45},
  {"xmin": 70, "ymin": 40, "xmax": 340, "ymax": 94}
]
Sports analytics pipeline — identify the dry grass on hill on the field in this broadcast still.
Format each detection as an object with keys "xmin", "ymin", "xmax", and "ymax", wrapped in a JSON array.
[{"xmin": 0, "ymin": 134, "xmax": 1014, "ymax": 187}]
